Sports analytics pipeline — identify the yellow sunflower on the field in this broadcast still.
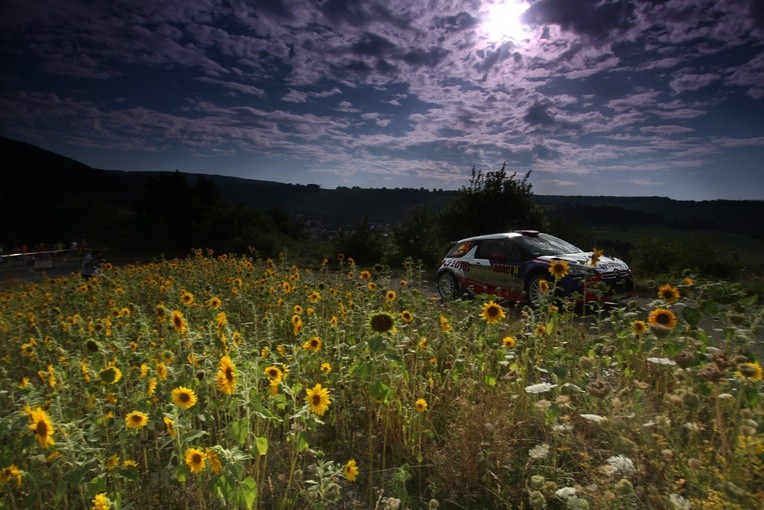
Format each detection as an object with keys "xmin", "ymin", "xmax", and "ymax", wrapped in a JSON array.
[
  {"xmin": 0, "ymin": 464, "xmax": 23, "ymax": 488},
  {"xmin": 180, "ymin": 291, "xmax": 194, "ymax": 306},
  {"xmin": 415, "ymin": 398, "xmax": 428, "ymax": 414},
  {"xmin": 206, "ymin": 448, "xmax": 223, "ymax": 475},
  {"xmin": 547, "ymin": 260, "xmax": 570, "ymax": 280},
  {"xmin": 305, "ymin": 383, "xmax": 332, "ymax": 416},
  {"xmin": 344, "ymin": 459, "xmax": 359, "ymax": 482},
  {"xmin": 308, "ymin": 290, "xmax": 321, "ymax": 303},
  {"xmin": 632, "ymin": 320, "xmax": 648, "ymax": 335},
  {"xmin": 502, "ymin": 336, "xmax": 516, "ymax": 348},
  {"xmin": 320, "ymin": 362, "xmax": 332, "ymax": 373},
  {"xmin": 480, "ymin": 301, "xmax": 506, "ymax": 324},
  {"xmin": 171, "ymin": 386, "xmax": 198, "ymax": 409},
  {"xmin": 648, "ymin": 308, "xmax": 678, "ymax": 330},
  {"xmin": 91, "ymin": 492, "xmax": 111, "ymax": 510},
  {"xmin": 538, "ymin": 279, "xmax": 550, "ymax": 293},
  {"xmin": 98, "ymin": 364, "xmax": 122, "ymax": 384},
  {"xmin": 124, "ymin": 411, "xmax": 149, "ymax": 430},
  {"xmin": 185, "ymin": 447, "xmax": 207, "ymax": 474},
  {"xmin": 736, "ymin": 361, "xmax": 763, "ymax": 381},
  {"xmin": 439, "ymin": 314, "xmax": 451, "ymax": 333},
  {"xmin": 359, "ymin": 270, "xmax": 371, "ymax": 280},
  {"xmin": 215, "ymin": 355, "xmax": 237, "ymax": 395},
  {"xmin": 385, "ymin": 290, "xmax": 397, "ymax": 301},
  {"xmin": 163, "ymin": 416, "xmax": 176, "ymax": 437},
  {"xmin": 171, "ymin": 310, "xmax": 187, "ymax": 334},
  {"xmin": 657, "ymin": 284, "xmax": 681, "ymax": 305},
  {"xmin": 400, "ymin": 310, "xmax": 414, "ymax": 323},
  {"xmin": 208, "ymin": 296, "xmax": 222, "ymax": 309},
  {"xmin": 264, "ymin": 365, "xmax": 284, "ymax": 382},
  {"xmin": 26, "ymin": 407, "xmax": 55, "ymax": 448},
  {"xmin": 368, "ymin": 312, "xmax": 395, "ymax": 333},
  {"xmin": 303, "ymin": 336, "xmax": 322, "ymax": 352}
]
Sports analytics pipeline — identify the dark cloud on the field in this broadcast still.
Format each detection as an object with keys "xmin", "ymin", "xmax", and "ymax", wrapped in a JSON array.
[
  {"xmin": 433, "ymin": 11, "xmax": 479, "ymax": 32},
  {"xmin": 523, "ymin": 0, "xmax": 636, "ymax": 40},
  {"xmin": 352, "ymin": 32, "xmax": 396, "ymax": 57}
]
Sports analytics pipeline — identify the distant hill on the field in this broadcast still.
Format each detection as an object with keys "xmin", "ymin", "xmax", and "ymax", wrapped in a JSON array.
[{"xmin": 2, "ymin": 136, "xmax": 762, "ymax": 252}]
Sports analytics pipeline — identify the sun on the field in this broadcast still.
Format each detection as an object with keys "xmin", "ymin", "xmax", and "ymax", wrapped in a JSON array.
[{"xmin": 482, "ymin": 0, "xmax": 530, "ymax": 42}]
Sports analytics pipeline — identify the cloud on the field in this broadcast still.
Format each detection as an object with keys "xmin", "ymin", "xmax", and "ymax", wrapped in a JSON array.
[{"xmin": 522, "ymin": 0, "xmax": 636, "ymax": 40}]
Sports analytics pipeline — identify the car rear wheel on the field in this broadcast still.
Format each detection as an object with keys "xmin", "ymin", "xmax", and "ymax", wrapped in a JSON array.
[
  {"xmin": 437, "ymin": 272, "xmax": 459, "ymax": 300},
  {"xmin": 526, "ymin": 274, "xmax": 548, "ymax": 307}
]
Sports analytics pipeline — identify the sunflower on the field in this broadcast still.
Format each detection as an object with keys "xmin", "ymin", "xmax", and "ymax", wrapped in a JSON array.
[
  {"xmin": 320, "ymin": 362, "xmax": 332, "ymax": 373},
  {"xmin": 400, "ymin": 310, "xmax": 414, "ymax": 323},
  {"xmin": 215, "ymin": 355, "xmax": 237, "ymax": 395},
  {"xmin": 124, "ymin": 411, "xmax": 149, "ymax": 430},
  {"xmin": 682, "ymin": 277, "xmax": 694, "ymax": 286},
  {"xmin": 648, "ymin": 308, "xmax": 678, "ymax": 330},
  {"xmin": 80, "ymin": 338, "xmax": 98, "ymax": 355},
  {"xmin": 359, "ymin": 270, "xmax": 371, "ymax": 280},
  {"xmin": 480, "ymin": 301, "xmax": 506, "ymax": 324},
  {"xmin": 163, "ymin": 416, "xmax": 176, "ymax": 437},
  {"xmin": 264, "ymin": 365, "xmax": 283, "ymax": 382},
  {"xmin": 538, "ymin": 279, "xmax": 550, "ymax": 293},
  {"xmin": 303, "ymin": 336, "xmax": 322, "ymax": 352},
  {"xmin": 502, "ymin": 336, "xmax": 516, "ymax": 348},
  {"xmin": 439, "ymin": 315, "xmax": 451, "ymax": 333},
  {"xmin": 344, "ymin": 459, "xmax": 359, "ymax": 482},
  {"xmin": 180, "ymin": 291, "xmax": 195, "ymax": 306},
  {"xmin": 305, "ymin": 383, "xmax": 332, "ymax": 416},
  {"xmin": 156, "ymin": 362, "xmax": 168, "ymax": 381},
  {"xmin": 367, "ymin": 282, "xmax": 378, "ymax": 291},
  {"xmin": 171, "ymin": 310, "xmax": 187, "ymax": 334},
  {"xmin": 206, "ymin": 448, "xmax": 223, "ymax": 475},
  {"xmin": 736, "ymin": 361, "xmax": 763, "ymax": 381},
  {"xmin": 415, "ymin": 398, "xmax": 428, "ymax": 414},
  {"xmin": 329, "ymin": 315, "xmax": 339, "ymax": 327},
  {"xmin": 385, "ymin": 290, "xmax": 397, "ymax": 301},
  {"xmin": 547, "ymin": 260, "xmax": 570, "ymax": 280},
  {"xmin": 26, "ymin": 407, "xmax": 55, "ymax": 448},
  {"xmin": 145, "ymin": 376, "xmax": 157, "ymax": 395},
  {"xmin": 368, "ymin": 312, "xmax": 395, "ymax": 333},
  {"xmin": 535, "ymin": 324, "xmax": 547, "ymax": 336},
  {"xmin": 208, "ymin": 296, "xmax": 222, "ymax": 309},
  {"xmin": 185, "ymin": 447, "xmax": 207, "ymax": 474},
  {"xmin": 155, "ymin": 304, "xmax": 168, "ymax": 323},
  {"xmin": 293, "ymin": 305, "xmax": 303, "ymax": 315},
  {"xmin": 0, "ymin": 464, "xmax": 22, "ymax": 488},
  {"xmin": 98, "ymin": 364, "xmax": 122, "ymax": 384},
  {"xmin": 657, "ymin": 284, "xmax": 681, "ymax": 305},
  {"xmin": 293, "ymin": 316, "xmax": 304, "ymax": 336},
  {"xmin": 308, "ymin": 290, "xmax": 321, "ymax": 303},
  {"xmin": 91, "ymin": 493, "xmax": 111, "ymax": 510},
  {"xmin": 171, "ymin": 386, "xmax": 198, "ymax": 409},
  {"xmin": 632, "ymin": 320, "xmax": 648, "ymax": 335},
  {"xmin": 589, "ymin": 247, "xmax": 604, "ymax": 267}
]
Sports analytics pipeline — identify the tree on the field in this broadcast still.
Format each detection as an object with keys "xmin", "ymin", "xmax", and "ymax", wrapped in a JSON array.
[{"xmin": 437, "ymin": 163, "xmax": 547, "ymax": 242}]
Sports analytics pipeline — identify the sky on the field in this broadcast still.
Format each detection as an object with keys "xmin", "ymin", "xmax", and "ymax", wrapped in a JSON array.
[{"xmin": 1, "ymin": 0, "xmax": 763, "ymax": 200}]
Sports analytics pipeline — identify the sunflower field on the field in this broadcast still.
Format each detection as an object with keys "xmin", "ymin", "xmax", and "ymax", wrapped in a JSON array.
[{"xmin": 1, "ymin": 251, "xmax": 762, "ymax": 509}]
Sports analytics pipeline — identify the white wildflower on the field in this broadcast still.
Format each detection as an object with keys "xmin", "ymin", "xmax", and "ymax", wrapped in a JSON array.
[
  {"xmin": 529, "ymin": 443, "xmax": 550, "ymax": 460},
  {"xmin": 552, "ymin": 424, "xmax": 574, "ymax": 432},
  {"xmin": 525, "ymin": 382, "xmax": 557, "ymax": 394},
  {"xmin": 669, "ymin": 493, "xmax": 690, "ymax": 510},
  {"xmin": 580, "ymin": 414, "xmax": 607, "ymax": 423},
  {"xmin": 606, "ymin": 455, "xmax": 635, "ymax": 475},
  {"xmin": 647, "ymin": 357, "xmax": 676, "ymax": 366},
  {"xmin": 555, "ymin": 486, "xmax": 577, "ymax": 499},
  {"xmin": 684, "ymin": 422, "xmax": 702, "ymax": 432}
]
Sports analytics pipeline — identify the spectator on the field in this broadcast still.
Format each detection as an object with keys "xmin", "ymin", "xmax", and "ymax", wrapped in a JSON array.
[{"xmin": 81, "ymin": 249, "xmax": 103, "ymax": 279}]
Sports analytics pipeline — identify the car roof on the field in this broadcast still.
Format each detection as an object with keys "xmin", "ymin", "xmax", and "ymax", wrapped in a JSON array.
[{"xmin": 455, "ymin": 230, "xmax": 540, "ymax": 243}]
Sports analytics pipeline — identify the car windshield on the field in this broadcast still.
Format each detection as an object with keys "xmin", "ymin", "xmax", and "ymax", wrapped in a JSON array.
[{"xmin": 516, "ymin": 233, "xmax": 582, "ymax": 256}]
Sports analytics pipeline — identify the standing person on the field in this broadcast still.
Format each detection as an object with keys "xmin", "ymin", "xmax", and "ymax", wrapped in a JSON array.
[{"xmin": 81, "ymin": 249, "xmax": 103, "ymax": 279}]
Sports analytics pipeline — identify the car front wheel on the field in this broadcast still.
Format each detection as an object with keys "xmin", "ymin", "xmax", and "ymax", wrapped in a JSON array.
[
  {"xmin": 437, "ymin": 272, "xmax": 459, "ymax": 300},
  {"xmin": 526, "ymin": 274, "xmax": 549, "ymax": 307}
]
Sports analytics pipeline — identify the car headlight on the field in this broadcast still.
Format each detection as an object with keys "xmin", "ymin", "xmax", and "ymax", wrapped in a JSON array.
[{"xmin": 568, "ymin": 264, "xmax": 594, "ymax": 277}]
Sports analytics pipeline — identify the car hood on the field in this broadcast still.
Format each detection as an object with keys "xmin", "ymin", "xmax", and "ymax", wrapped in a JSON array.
[{"xmin": 537, "ymin": 253, "xmax": 630, "ymax": 272}]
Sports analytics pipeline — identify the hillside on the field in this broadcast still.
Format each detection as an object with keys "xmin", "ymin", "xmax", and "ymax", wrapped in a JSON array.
[{"xmin": 2, "ymin": 137, "xmax": 762, "ymax": 256}]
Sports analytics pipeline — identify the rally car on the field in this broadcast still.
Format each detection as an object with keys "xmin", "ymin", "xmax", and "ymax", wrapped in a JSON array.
[{"xmin": 436, "ymin": 230, "xmax": 633, "ymax": 306}]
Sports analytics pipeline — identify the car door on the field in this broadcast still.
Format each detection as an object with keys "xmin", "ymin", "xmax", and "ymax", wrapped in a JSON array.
[{"xmin": 470, "ymin": 238, "xmax": 519, "ymax": 297}]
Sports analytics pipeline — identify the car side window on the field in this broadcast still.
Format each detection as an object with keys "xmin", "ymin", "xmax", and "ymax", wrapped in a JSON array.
[
  {"xmin": 475, "ymin": 239, "xmax": 510, "ymax": 262},
  {"xmin": 509, "ymin": 239, "xmax": 531, "ymax": 261}
]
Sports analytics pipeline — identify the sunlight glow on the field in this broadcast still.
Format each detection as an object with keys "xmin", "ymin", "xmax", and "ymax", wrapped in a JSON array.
[{"xmin": 482, "ymin": 0, "xmax": 530, "ymax": 42}]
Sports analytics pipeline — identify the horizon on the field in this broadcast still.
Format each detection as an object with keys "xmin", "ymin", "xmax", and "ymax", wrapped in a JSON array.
[{"xmin": 2, "ymin": 1, "xmax": 763, "ymax": 201}]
